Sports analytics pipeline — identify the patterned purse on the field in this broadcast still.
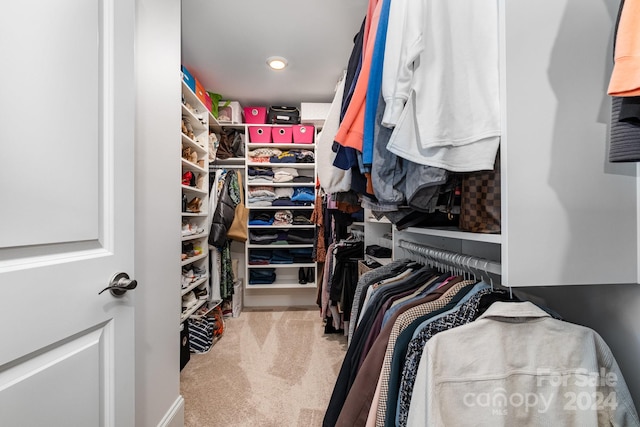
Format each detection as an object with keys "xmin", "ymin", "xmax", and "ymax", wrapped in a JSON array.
[{"xmin": 459, "ymin": 152, "xmax": 501, "ymax": 233}]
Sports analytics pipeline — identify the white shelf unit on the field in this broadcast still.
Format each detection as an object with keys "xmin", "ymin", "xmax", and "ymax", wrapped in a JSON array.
[
  {"xmin": 247, "ymin": 263, "xmax": 316, "ymax": 268},
  {"xmin": 362, "ymin": 209, "xmax": 393, "ymax": 266},
  {"xmin": 247, "ymin": 143, "xmax": 316, "ymax": 149},
  {"xmin": 215, "ymin": 157, "xmax": 246, "ymax": 166},
  {"xmin": 242, "ymin": 123, "xmax": 319, "ymax": 306},
  {"xmin": 181, "ymin": 184, "xmax": 208, "ymax": 196},
  {"xmin": 182, "ymin": 232, "xmax": 208, "ymax": 242},
  {"xmin": 181, "ymin": 275, "xmax": 209, "ymax": 296},
  {"xmin": 180, "ymin": 252, "xmax": 207, "ymax": 267},
  {"xmin": 179, "ymin": 298, "xmax": 223, "ymax": 324},
  {"xmin": 248, "ymin": 225, "xmax": 315, "ymax": 229},
  {"xmin": 246, "ymin": 162, "xmax": 315, "ymax": 169},
  {"xmin": 245, "ymin": 204, "xmax": 314, "ymax": 210},
  {"xmin": 208, "ymin": 121, "xmax": 320, "ymax": 307},
  {"xmin": 247, "ymin": 243, "xmax": 316, "ymax": 249},
  {"xmin": 182, "ymin": 212, "xmax": 208, "ymax": 218},
  {"xmin": 247, "ymin": 182, "xmax": 315, "ymax": 187},
  {"xmin": 181, "ymin": 158, "xmax": 207, "ymax": 174},
  {"xmin": 377, "ymin": 1, "xmax": 640, "ymax": 288},
  {"xmin": 181, "ymin": 80, "xmax": 222, "ymax": 323}
]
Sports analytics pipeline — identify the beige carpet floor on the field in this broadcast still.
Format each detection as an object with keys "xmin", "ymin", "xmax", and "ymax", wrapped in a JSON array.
[{"xmin": 180, "ymin": 308, "xmax": 347, "ymax": 427}]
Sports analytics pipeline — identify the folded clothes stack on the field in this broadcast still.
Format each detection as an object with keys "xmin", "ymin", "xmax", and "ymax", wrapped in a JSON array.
[
  {"xmin": 248, "ymin": 249, "xmax": 273, "ymax": 265},
  {"xmin": 249, "ymin": 229, "xmax": 279, "ymax": 245},
  {"xmin": 248, "ymin": 148, "xmax": 282, "ymax": 164},
  {"xmin": 274, "ymin": 188, "xmax": 294, "ymax": 205},
  {"xmin": 273, "ymin": 210, "xmax": 293, "ymax": 226},
  {"xmin": 273, "ymin": 167, "xmax": 298, "ymax": 183},
  {"xmin": 249, "ymin": 212, "xmax": 274, "ymax": 225},
  {"xmin": 248, "ymin": 166, "xmax": 275, "ymax": 177},
  {"xmin": 249, "ymin": 248, "xmax": 312, "ymax": 264},
  {"xmin": 291, "ymin": 187, "xmax": 315, "ymax": 203},
  {"xmin": 289, "ymin": 247, "xmax": 314, "ymax": 263},
  {"xmin": 247, "ymin": 185, "xmax": 276, "ymax": 206},
  {"xmin": 292, "ymin": 175, "xmax": 314, "ymax": 183},
  {"xmin": 365, "ymin": 244, "xmax": 392, "ymax": 258},
  {"xmin": 268, "ymin": 149, "xmax": 315, "ymax": 164},
  {"xmin": 247, "ymin": 175, "xmax": 273, "ymax": 184},
  {"xmin": 249, "ymin": 268, "xmax": 276, "ymax": 285},
  {"xmin": 292, "ymin": 149, "xmax": 315, "ymax": 163},
  {"xmin": 269, "ymin": 151, "xmax": 296, "ymax": 163},
  {"xmin": 286, "ymin": 229, "xmax": 315, "ymax": 244},
  {"xmin": 270, "ymin": 249, "xmax": 295, "ymax": 264},
  {"xmin": 292, "ymin": 213, "xmax": 313, "ymax": 225}
]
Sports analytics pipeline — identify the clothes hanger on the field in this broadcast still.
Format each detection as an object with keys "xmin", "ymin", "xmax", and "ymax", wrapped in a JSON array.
[{"xmin": 483, "ymin": 260, "xmax": 494, "ymax": 291}]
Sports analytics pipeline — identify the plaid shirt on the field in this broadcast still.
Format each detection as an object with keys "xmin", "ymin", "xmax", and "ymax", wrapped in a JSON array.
[
  {"xmin": 396, "ymin": 287, "xmax": 492, "ymax": 426},
  {"xmin": 374, "ymin": 280, "xmax": 476, "ymax": 426}
]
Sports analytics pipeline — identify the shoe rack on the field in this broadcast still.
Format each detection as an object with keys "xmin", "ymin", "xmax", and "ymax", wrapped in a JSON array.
[{"xmin": 181, "ymin": 80, "xmax": 221, "ymax": 323}]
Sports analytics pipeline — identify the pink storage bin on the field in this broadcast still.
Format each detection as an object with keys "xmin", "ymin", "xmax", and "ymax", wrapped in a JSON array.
[
  {"xmin": 272, "ymin": 126, "xmax": 293, "ymax": 143},
  {"xmin": 244, "ymin": 106, "xmax": 267, "ymax": 124},
  {"xmin": 248, "ymin": 126, "xmax": 272, "ymax": 143},
  {"xmin": 292, "ymin": 124, "xmax": 315, "ymax": 143}
]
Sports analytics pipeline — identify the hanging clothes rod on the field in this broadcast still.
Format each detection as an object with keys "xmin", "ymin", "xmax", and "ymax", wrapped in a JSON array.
[{"xmin": 397, "ymin": 239, "xmax": 502, "ymax": 277}]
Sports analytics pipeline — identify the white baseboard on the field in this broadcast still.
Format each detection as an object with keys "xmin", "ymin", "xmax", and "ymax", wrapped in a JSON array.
[{"xmin": 157, "ymin": 395, "xmax": 184, "ymax": 427}]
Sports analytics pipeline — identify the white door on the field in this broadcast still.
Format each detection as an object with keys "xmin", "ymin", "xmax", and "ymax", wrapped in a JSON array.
[{"xmin": 0, "ymin": 0, "xmax": 136, "ymax": 425}]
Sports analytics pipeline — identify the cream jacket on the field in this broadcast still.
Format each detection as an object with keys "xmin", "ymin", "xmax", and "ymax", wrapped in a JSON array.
[{"xmin": 407, "ymin": 301, "xmax": 639, "ymax": 427}]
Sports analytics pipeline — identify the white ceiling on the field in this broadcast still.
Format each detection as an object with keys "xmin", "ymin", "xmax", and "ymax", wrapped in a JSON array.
[{"xmin": 181, "ymin": 0, "xmax": 368, "ymax": 108}]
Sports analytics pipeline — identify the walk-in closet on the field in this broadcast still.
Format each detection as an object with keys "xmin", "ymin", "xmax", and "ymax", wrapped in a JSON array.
[
  {"xmin": 176, "ymin": 0, "xmax": 640, "ymax": 425},
  {"xmin": 4, "ymin": 0, "xmax": 639, "ymax": 425}
]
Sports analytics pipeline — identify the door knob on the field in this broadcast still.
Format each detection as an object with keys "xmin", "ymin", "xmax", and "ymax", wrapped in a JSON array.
[{"xmin": 99, "ymin": 272, "xmax": 138, "ymax": 297}]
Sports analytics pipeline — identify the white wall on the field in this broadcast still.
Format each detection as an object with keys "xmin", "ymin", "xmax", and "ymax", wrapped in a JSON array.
[{"xmin": 135, "ymin": 0, "xmax": 183, "ymax": 425}]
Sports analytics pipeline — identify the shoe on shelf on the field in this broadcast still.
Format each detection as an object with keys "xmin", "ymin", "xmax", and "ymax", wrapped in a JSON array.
[
  {"xmin": 192, "ymin": 266, "xmax": 207, "ymax": 277},
  {"xmin": 196, "ymin": 174, "xmax": 204, "ymax": 189},
  {"xmin": 182, "ymin": 171, "xmax": 193, "ymax": 186},
  {"xmin": 181, "ymin": 274, "xmax": 193, "ymax": 289},
  {"xmin": 182, "ymin": 146, "xmax": 191, "ymax": 160},
  {"xmin": 306, "ymin": 267, "xmax": 315, "ymax": 284},
  {"xmin": 182, "ymin": 242, "xmax": 195, "ymax": 259},
  {"xmin": 182, "ymin": 265, "xmax": 206, "ymax": 283},
  {"xmin": 182, "ymin": 291, "xmax": 198, "ymax": 309},
  {"xmin": 186, "ymin": 197, "xmax": 202, "ymax": 213},
  {"xmin": 182, "ymin": 222, "xmax": 205, "ymax": 236},
  {"xmin": 193, "ymin": 285, "xmax": 209, "ymax": 300},
  {"xmin": 181, "ymin": 222, "xmax": 193, "ymax": 236},
  {"xmin": 298, "ymin": 267, "xmax": 307, "ymax": 285}
]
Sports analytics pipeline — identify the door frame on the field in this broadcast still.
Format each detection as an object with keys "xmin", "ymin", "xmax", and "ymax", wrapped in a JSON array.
[{"xmin": 134, "ymin": 0, "xmax": 184, "ymax": 425}]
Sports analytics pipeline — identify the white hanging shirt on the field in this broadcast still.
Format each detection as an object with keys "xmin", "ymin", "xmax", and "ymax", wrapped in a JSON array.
[{"xmin": 382, "ymin": 0, "xmax": 500, "ymax": 171}]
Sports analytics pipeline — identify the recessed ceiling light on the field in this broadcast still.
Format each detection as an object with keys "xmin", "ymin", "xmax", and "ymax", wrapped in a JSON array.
[{"xmin": 267, "ymin": 56, "xmax": 288, "ymax": 70}]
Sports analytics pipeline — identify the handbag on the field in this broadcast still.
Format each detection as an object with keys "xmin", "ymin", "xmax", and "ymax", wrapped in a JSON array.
[
  {"xmin": 188, "ymin": 315, "xmax": 214, "ymax": 353},
  {"xmin": 216, "ymin": 128, "xmax": 245, "ymax": 159},
  {"xmin": 459, "ymin": 152, "xmax": 501, "ymax": 233},
  {"xmin": 227, "ymin": 171, "xmax": 248, "ymax": 242},
  {"xmin": 187, "ymin": 305, "xmax": 225, "ymax": 354},
  {"xmin": 267, "ymin": 106, "xmax": 300, "ymax": 124}
]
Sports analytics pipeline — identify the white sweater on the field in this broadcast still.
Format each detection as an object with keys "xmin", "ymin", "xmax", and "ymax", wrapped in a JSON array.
[{"xmin": 381, "ymin": 0, "xmax": 500, "ymax": 171}]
